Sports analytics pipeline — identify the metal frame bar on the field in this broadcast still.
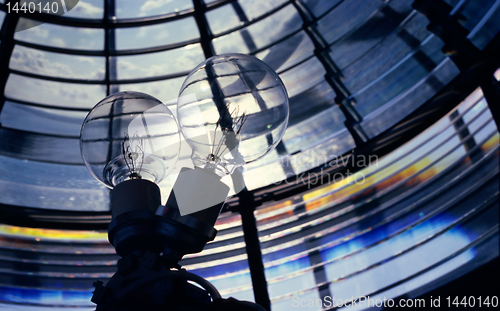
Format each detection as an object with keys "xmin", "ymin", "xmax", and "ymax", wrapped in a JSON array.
[
  {"xmin": 192, "ymin": 0, "xmax": 214, "ymax": 59},
  {"xmin": 14, "ymin": 37, "xmax": 200, "ymax": 56},
  {"xmin": 104, "ymin": 0, "xmax": 115, "ymax": 95},
  {"xmin": 239, "ymin": 190, "xmax": 271, "ymax": 311},
  {"xmin": 0, "ymin": 1, "xmax": 20, "ymax": 115},
  {"xmin": 480, "ymin": 72, "xmax": 500, "ymax": 131},
  {"xmin": 412, "ymin": 0, "xmax": 500, "ymax": 145},
  {"xmin": 289, "ymin": 0, "xmax": 368, "ymax": 147}
]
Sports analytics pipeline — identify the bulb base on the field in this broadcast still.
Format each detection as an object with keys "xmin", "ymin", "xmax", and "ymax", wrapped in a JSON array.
[
  {"xmin": 108, "ymin": 209, "xmax": 217, "ymax": 264},
  {"xmin": 110, "ymin": 179, "xmax": 161, "ymax": 219},
  {"xmin": 107, "ymin": 176, "xmax": 221, "ymax": 265}
]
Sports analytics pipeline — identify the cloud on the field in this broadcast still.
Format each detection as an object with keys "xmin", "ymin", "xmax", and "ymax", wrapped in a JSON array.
[
  {"xmin": 140, "ymin": 0, "xmax": 173, "ymax": 13},
  {"xmin": 10, "ymin": 46, "xmax": 103, "ymax": 80},
  {"xmin": 116, "ymin": 45, "xmax": 203, "ymax": 80},
  {"xmin": 15, "ymin": 22, "xmax": 49, "ymax": 39},
  {"xmin": 5, "ymin": 73, "xmax": 106, "ymax": 109},
  {"xmin": 11, "ymin": 48, "xmax": 71, "ymax": 77},
  {"xmin": 70, "ymin": 0, "xmax": 104, "ymax": 18},
  {"xmin": 50, "ymin": 37, "xmax": 66, "ymax": 47}
]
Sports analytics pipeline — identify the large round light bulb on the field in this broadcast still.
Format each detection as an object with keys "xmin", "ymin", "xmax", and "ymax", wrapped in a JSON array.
[
  {"xmin": 177, "ymin": 53, "xmax": 289, "ymax": 177},
  {"xmin": 80, "ymin": 91, "xmax": 180, "ymax": 188}
]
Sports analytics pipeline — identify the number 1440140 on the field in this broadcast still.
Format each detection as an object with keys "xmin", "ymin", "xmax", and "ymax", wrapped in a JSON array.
[
  {"xmin": 6, "ymin": 1, "xmax": 61, "ymax": 14},
  {"xmin": 446, "ymin": 296, "xmax": 498, "ymax": 308}
]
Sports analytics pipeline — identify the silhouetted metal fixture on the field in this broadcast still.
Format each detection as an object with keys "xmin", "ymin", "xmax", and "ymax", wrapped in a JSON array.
[
  {"xmin": 80, "ymin": 53, "xmax": 290, "ymax": 311},
  {"xmin": 81, "ymin": 95, "xmax": 268, "ymax": 310}
]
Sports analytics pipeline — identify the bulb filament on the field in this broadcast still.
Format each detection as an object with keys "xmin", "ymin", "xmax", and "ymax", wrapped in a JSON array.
[
  {"xmin": 122, "ymin": 133, "xmax": 145, "ymax": 179},
  {"xmin": 208, "ymin": 105, "xmax": 248, "ymax": 164}
]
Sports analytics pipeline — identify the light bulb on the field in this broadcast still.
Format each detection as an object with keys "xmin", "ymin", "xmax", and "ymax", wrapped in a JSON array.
[
  {"xmin": 80, "ymin": 91, "xmax": 180, "ymax": 188},
  {"xmin": 169, "ymin": 54, "xmax": 289, "ymax": 217},
  {"xmin": 177, "ymin": 53, "xmax": 289, "ymax": 177}
]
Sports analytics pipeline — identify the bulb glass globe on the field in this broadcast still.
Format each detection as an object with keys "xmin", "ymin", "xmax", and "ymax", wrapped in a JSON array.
[
  {"xmin": 177, "ymin": 53, "xmax": 289, "ymax": 177},
  {"xmin": 80, "ymin": 91, "xmax": 180, "ymax": 188}
]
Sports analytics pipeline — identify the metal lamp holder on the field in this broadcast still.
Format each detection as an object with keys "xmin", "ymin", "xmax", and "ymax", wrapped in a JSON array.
[{"xmin": 90, "ymin": 178, "xmax": 266, "ymax": 311}]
